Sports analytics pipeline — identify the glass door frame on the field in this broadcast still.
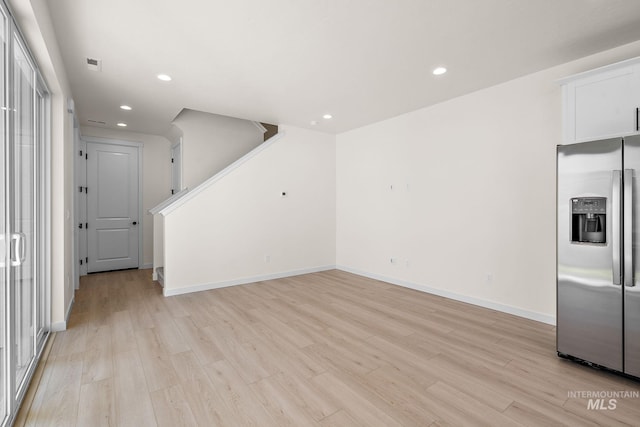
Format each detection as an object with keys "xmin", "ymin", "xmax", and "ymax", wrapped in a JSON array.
[
  {"xmin": 34, "ymin": 76, "xmax": 49, "ymax": 354},
  {"xmin": 0, "ymin": 3, "xmax": 7, "ymax": 425},
  {"xmin": 1, "ymin": 0, "xmax": 51, "ymax": 424}
]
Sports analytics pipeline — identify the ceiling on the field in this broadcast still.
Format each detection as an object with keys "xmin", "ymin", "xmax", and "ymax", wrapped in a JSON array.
[{"xmin": 48, "ymin": 0, "xmax": 640, "ymax": 135}]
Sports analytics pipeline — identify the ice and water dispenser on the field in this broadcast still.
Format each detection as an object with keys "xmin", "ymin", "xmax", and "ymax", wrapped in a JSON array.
[{"xmin": 571, "ymin": 197, "xmax": 606, "ymax": 244}]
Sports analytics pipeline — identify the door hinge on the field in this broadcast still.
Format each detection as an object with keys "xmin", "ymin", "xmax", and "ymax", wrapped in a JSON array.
[
  {"xmin": 79, "ymin": 186, "xmax": 83, "ymax": 193},
  {"xmin": 85, "ymin": 187, "xmax": 88, "ymax": 194},
  {"xmin": 171, "ymin": 189, "xmax": 175, "ymax": 195},
  {"xmin": 86, "ymin": 257, "xmax": 88, "ymax": 263},
  {"xmin": 85, "ymin": 222, "xmax": 88, "ymax": 229},
  {"xmin": 79, "ymin": 259, "xmax": 83, "ymax": 265},
  {"xmin": 85, "ymin": 153, "xmax": 88, "ymax": 160},
  {"xmin": 78, "ymin": 223, "xmax": 83, "ymax": 229}
]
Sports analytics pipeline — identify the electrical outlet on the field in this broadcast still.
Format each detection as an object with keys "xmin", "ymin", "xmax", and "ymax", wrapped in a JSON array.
[{"xmin": 390, "ymin": 257, "xmax": 397, "ymax": 264}]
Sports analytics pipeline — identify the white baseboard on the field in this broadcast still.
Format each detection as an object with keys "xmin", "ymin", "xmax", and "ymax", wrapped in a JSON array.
[
  {"xmin": 51, "ymin": 321, "xmax": 66, "ymax": 332},
  {"xmin": 146, "ymin": 262, "xmax": 557, "ymax": 325},
  {"xmin": 156, "ymin": 267, "xmax": 164, "ymax": 288},
  {"xmin": 336, "ymin": 265, "xmax": 556, "ymax": 326},
  {"xmin": 51, "ymin": 295, "xmax": 76, "ymax": 332},
  {"xmin": 163, "ymin": 265, "xmax": 336, "ymax": 297}
]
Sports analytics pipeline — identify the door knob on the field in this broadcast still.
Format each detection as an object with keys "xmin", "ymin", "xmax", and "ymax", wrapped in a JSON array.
[{"xmin": 132, "ymin": 221, "xmax": 137, "ymax": 225}]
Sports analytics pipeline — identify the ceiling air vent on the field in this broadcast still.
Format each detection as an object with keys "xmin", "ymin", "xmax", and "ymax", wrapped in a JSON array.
[
  {"xmin": 86, "ymin": 57, "xmax": 102, "ymax": 71},
  {"xmin": 87, "ymin": 119, "xmax": 106, "ymax": 125}
]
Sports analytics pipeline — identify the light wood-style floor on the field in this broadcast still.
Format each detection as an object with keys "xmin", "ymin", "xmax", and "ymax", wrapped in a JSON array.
[{"xmin": 17, "ymin": 269, "xmax": 640, "ymax": 426}]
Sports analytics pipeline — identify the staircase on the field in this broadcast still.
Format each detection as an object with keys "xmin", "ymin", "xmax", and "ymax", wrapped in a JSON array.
[
  {"xmin": 150, "ymin": 132, "xmax": 284, "ymax": 291},
  {"xmin": 149, "ymin": 124, "xmax": 337, "ymax": 297}
]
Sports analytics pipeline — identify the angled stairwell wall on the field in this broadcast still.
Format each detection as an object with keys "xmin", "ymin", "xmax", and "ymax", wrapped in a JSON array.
[
  {"xmin": 173, "ymin": 109, "xmax": 266, "ymax": 189},
  {"xmin": 160, "ymin": 125, "xmax": 336, "ymax": 296}
]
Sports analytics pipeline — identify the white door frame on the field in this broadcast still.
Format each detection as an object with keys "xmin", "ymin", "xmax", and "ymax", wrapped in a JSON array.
[
  {"xmin": 82, "ymin": 136, "xmax": 143, "ymax": 271},
  {"xmin": 72, "ymin": 125, "xmax": 85, "ymax": 289},
  {"xmin": 171, "ymin": 138, "xmax": 183, "ymax": 194}
]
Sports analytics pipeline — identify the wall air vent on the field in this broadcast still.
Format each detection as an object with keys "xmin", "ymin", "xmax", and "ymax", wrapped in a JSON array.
[
  {"xmin": 87, "ymin": 119, "xmax": 106, "ymax": 125},
  {"xmin": 86, "ymin": 57, "xmax": 102, "ymax": 71}
]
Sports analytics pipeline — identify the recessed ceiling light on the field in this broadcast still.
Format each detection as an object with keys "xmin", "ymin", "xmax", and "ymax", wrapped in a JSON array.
[
  {"xmin": 120, "ymin": 105, "xmax": 132, "ymax": 111},
  {"xmin": 432, "ymin": 67, "xmax": 447, "ymax": 76},
  {"xmin": 116, "ymin": 122, "xmax": 127, "ymax": 127},
  {"xmin": 157, "ymin": 74, "xmax": 172, "ymax": 81},
  {"xmin": 323, "ymin": 114, "xmax": 332, "ymax": 119}
]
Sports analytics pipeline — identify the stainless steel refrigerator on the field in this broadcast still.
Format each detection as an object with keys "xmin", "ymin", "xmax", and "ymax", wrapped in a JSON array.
[{"xmin": 557, "ymin": 136, "xmax": 640, "ymax": 378}]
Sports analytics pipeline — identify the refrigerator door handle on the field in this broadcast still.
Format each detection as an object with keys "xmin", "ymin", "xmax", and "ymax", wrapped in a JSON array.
[
  {"xmin": 625, "ymin": 169, "xmax": 635, "ymax": 287},
  {"xmin": 613, "ymin": 170, "xmax": 622, "ymax": 285}
]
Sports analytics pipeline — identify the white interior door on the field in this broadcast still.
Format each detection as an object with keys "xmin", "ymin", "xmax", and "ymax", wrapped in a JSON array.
[{"xmin": 87, "ymin": 142, "xmax": 140, "ymax": 273}]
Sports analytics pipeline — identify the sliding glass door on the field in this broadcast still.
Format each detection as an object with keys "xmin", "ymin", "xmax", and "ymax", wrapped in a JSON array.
[
  {"xmin": 0, "ymin": 2, "xmax": 50, "ymax": 425},
  {"xmin": 0, "ymin": 5, "xmax": 7, "ymax": 425},
  {"xmin": 12, "ymin": 32, "xmax": 36, "ymax": 396}
]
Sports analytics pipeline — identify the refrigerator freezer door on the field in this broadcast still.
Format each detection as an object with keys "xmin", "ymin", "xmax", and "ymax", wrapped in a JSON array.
[
  {"xmin": 623, "ymin": 135, "xmax": 640, "ymax": 377},
  {"xmin": 557, "ymin": 138, "xmax": 623, "ymax": 371}
]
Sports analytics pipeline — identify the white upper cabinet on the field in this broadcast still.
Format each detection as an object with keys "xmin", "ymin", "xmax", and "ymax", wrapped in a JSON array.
[{"xmin": 561, "ymin": 58, "xmax": 640, "ymax": 144}]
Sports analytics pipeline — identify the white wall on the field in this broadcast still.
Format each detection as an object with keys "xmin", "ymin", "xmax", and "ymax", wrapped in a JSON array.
[
  {"xmin": 336, "ymin": 40, "xmax": 640, "ymax": 324},
  {"xmin": 15, "ymin": 0, "xmax": 640, "ymax": 328},
  {"xmin": 80, "ymin": 126, "xmax": 172, "ymax": 267},
  {"xmin": 163, "ymin": 125, "xmax": 336, "ymax": 295},
  {"xmin": 153, "ymin": 213, "xmax": 164, "ymax": 277},
  {"xmin": 172, "ymin": 109, "xmax": 264, "ymax": 189},
  {"xmin": 164, "ymin": 124, "xmax": 183, "ymax": 146}
]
